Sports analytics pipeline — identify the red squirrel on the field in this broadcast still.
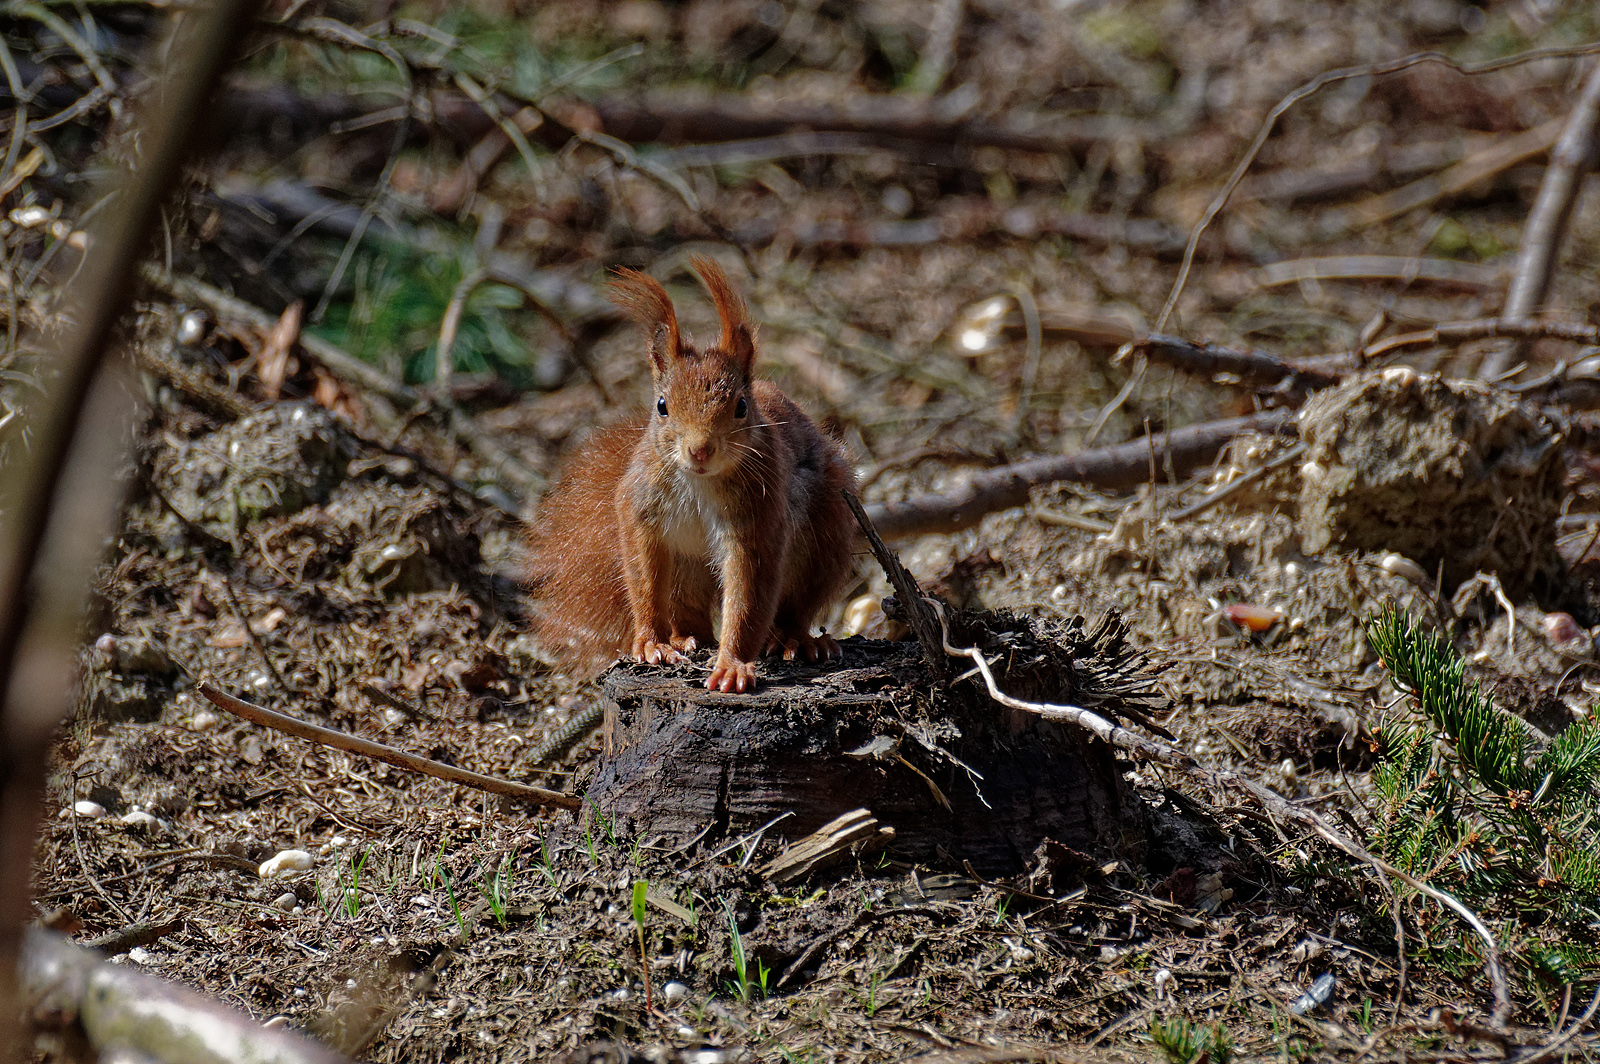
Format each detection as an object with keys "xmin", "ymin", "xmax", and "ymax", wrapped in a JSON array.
[{"xmin": 529, "ymin": 256, "xmax": 858, "ymax": 692}]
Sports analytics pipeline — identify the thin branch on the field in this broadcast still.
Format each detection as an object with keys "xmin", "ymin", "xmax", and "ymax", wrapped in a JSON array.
[
  {"xmin": 1168, "ymin": 441, "xmax": 1308, "ymax": 522},
  {"xmin": 1335, "ymin": 118, "xmax": 1563, "ymax": 231},
  {"xmin": 1125, "ymin": 334, "xmax": 1345, "ymax": 395},
  {"xmin": 434, "ymin": 266, "xmax": 488, "ymax": 387},
  {"xmin": 1480, "ymin": 60, "xmax": 1600, "ymax": 381},
  {"xmin": 1255, "ymin": 256, "xmax": 1504, "ymax": 292},
  {"xmin": 1361, "ymin": 316, "xmax": 1600, "ymax": 363},
  {"xmin": 198, "ymin": 683, "xmax": 581, "ymax": 810},
  {"xmin": 862, "ymin": 411, "xmax": 1296, "ymax": 540}
]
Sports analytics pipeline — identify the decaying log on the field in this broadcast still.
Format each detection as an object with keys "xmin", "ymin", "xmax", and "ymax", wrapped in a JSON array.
[{"xmin": 585, "ymin": 612, "xmax": 1162, "ymax": 877}]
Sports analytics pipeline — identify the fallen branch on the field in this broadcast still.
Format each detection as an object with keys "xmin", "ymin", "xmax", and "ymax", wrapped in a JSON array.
[
  {"xmin": 1361, "ymin": 316, "xmax": 1600, "ymax": 362},
  {"xmin": 1334, "ymin": 117, "xmax": 1563, "ymax": 231},
  {"xmin": 861, "ymin": 411, "xmax": 1296, "ymax": 540},
  {"xmin": 1124, "ymin": 335, "xmax": 1344, "ymax": 395},
  {"xmin": 1255, "ymin": 255, "xmax": 1505, "ymax": 292},
  {"xmin": 21, "ymin": 927, "xmax": 346, "ymax": 1063},
  {"xmin": 198, "ymin": 682, "xmax": 582, "ymax": 810},
  {"xmin": 925, "ymin": 598, "xmax": 1514, "ymax": 1025},
  {"xmin": 1479, "ymin": 60, "xmax": 1600, "ymax": 380}
]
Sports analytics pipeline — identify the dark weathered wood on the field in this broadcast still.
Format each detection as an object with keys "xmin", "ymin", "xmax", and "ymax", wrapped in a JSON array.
[{"xmin": 584, "ymin": 639, "xmax": 1143, "ymax": 877}]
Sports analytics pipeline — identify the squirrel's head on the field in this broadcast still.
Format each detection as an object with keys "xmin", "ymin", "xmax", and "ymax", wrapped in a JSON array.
[{"xmin": 609, "ymin": 257, "xmax": 758, "ymax": 478}]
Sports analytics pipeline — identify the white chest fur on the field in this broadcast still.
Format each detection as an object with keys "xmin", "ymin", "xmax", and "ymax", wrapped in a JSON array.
[{"xmin": 657, "ymin": 474, "xmax": 730, "ymax": 561}]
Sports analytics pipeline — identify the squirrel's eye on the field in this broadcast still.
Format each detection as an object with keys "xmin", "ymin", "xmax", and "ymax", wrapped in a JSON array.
[
  {"xmin": 734, "ymin": 396, "xmax": 747, "ymax": 418},
  {"xmin": 657, "ymin": 396, "xmax": 668, "ymax": 417}
]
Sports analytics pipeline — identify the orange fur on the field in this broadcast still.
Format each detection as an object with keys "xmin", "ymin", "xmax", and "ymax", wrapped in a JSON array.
[{"xmin": 528, "ymin": 261, "xmax": 858, "ymax": 691}]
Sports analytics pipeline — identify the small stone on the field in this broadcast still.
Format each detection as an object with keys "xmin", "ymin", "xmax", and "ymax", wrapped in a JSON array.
[
  {"xmin": 662, "ymin": 981, "xmax": 689, "ymax": 1005},
  {"xmin": 258, "ymin": 850, "xmax": 314, "ymax": 879},
  {"xmin": 119, "ymin": 809, "xmax": 160, "ymax": 830},
  {"xmin": 73, "ymin": 801, "xmax": 106, "ymax": 819},
  {"xmin": 177, "ymin": 311, "xmax": 208, "ymax": 345},
  {"xmin": 271, "ymin": 892, "xmax": 298, "ymax": 912},
  {"xmin": 126, "ymin": 947, "xmax": 151, "ymax": 965},
  {"xmin": 1544, "ymin": 612, "xmax": 1584, "ymax": 645},
  {"xmin": 189, "ymin": 710, "xmax": 219, "ymax": 731}
]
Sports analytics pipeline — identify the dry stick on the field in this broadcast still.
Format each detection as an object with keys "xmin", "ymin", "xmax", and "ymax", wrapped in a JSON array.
[
  {"xmin": 434, "ymin": 266, "xmax": 489, "ymax": 388},
  {"xmin": 0, "ymin": 0, "xmax": 263, "ymax": 1057},
  {"xmin": 843, "ymin": 491, "xmax": 947, "ymax": 679},
  {"xmin": 197, "ymin": 682, "xmax": 581, "ymax": 810},
  {"xmin": 1480, "ymin": 61, "xmax": 1600, "ymax": 381},
  {"xmin": 1361, "ymin": 316, "xmax": 1600, "ymax": 363},
  {"xmin": 1167, "ymin": 442, "xmax": 1308, "ymax": 523},
  {"xmin": 1255, "ymin": 256, "xmax": 1505, "ymax": 292},
  {"xmin": 216, "ymin": 566, "xmax": 298, "ymax": 698},
  {"xmin": 922, "ymin": 598, "xmax": 1514, "ymax": 1026},
  {"xmin": 1126, "ymin": 335, "xmax": 1345, "ymax": 393},
  {"xmin": 861, "ymin": 410, "xmax": 1296, "ymax": 541},
  {"xmin": 1337, "ymin": 117, "xmax": 1564, "ymax": 231}
]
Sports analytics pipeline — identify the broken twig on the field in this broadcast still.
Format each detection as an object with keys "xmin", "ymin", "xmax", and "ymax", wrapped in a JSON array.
[{"xmin": 198, "ymin": 683, "xmax": 581, "ymax": 810}]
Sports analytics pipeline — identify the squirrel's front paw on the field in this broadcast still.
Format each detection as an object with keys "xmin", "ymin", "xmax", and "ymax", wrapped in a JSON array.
[
  {"xmin": 632, "ymin": 633, "xmax": 685, "ymax": 666},
  {"xmin": 707, "ymin": 654, "xmax": 758, "ymax": 693},
  {"xmin": 766, "ymin": 629, "xmax": 842, "ymax": 663}
]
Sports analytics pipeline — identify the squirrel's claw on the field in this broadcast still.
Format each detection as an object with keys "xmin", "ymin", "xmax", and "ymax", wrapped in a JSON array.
[
  {"xmin": 707, "ymin": 656, "xmax": 757, "ymax": 692},
  {"xmin": 633, "ymin": 634, "xmax": 685, "ymax": 666}
]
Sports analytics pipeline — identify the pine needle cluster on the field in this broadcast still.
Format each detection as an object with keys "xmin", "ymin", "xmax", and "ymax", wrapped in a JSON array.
[{"xmin": 1366, "ymin": 610, "xmax": 1600, "ymax": 983}]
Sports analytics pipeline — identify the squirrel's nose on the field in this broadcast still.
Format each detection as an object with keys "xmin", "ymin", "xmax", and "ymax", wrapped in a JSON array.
[{"xmin": 690, "ymin": 444, "xmax": 713, "ymax": 463}]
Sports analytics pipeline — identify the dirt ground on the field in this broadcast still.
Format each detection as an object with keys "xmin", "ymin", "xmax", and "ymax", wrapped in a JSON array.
[{"xmin": 16, "ymin": 0, "xmax": 1600, "ymax": 1061}]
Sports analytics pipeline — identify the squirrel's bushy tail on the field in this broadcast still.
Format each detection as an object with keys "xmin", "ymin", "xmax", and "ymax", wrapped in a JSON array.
[{"xmin": 525, "ymin": 419, "xmax": 641, "ymax": 676}]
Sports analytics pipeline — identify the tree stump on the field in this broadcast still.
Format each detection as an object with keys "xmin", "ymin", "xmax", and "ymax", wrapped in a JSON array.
[{"xmin": 584, "ymin": 611, "xmax": 1158, "ymax": 877}]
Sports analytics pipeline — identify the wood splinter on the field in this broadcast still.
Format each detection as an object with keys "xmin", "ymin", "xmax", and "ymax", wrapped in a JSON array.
[{"xmin": 759, "ymin": 808, "xmax": 895, "ymax": 884}]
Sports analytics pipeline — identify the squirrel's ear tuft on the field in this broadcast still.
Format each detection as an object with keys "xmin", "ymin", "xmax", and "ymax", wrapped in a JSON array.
[
  {"xmin": 690, "ymin": 255, "xmax": 755, "ymax": 374},
  {"xmin": 609, "ymin": 267, "xmax": 682, "ymax": 373}
]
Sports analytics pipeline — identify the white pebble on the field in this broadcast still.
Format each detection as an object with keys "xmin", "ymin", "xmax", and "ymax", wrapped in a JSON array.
[
  {"xmin": 1153, "ymin": 967, "xmax": 1174, "ymax": 999},
  {"xmin": 271, "ymin": 892, "xmax": 298, "ymax": 912},
  {"xmin": 662, "ymin": 980, "xmax": 689, "ymax": 1005},
  {"xmin": 258, "ymin": 850, "xmax": 314, "ymax": 879},
  {"xmin": 177, "ymin": 311, "xmax": 207, "ymax": 345},
  {"xmin": 189, "ymin": 710, "xmax": 218, "ymax": 731},
  {"xmin": 609, "ymin": 987, "xmax": 630, "ymax": 1001},
  {"xmin": 73, "ymin": 801, "xmax": 106, "ymax": 819},
  {"xmin": 676, "ymin": 1025, "xmax": 697, "ymax": 1039},
  {"xmin": 126, "ymin": 947, "xmax": 151, "ymax": 965},
  {"xmin": 120, "ymin": 809, "xmax": 160, "ymax": 830},
  {"xmin": 261, "ymin": 1016, "xmax": 289, "ymax": 1030},
  {"xmin": 1380, "ymin": 552, "xmax": 1429, "ymax": 587}
]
